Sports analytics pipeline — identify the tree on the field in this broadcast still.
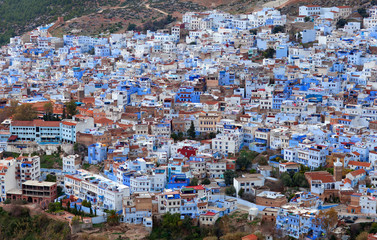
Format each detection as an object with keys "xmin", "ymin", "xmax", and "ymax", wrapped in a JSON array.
[
  {"xmin": 65, "ymin": 100, "xmax": 77, "ymax": 118},
  {"xmin": 45, "ymin": 174, "xmax": 56, "ymax": 182},
  {"xmin": 238, "ymin": 188, "xmax": 244, "ymax": 198},
  {"xmin": 336, "ymin": 18, "xmax": 348, "ymax": 29},
  {"xmin": 249, "ymin": 29, "xmax": 257, "ymax": 35},
  {"xmin": 224, "ymin": 170, "xmax": 237, "ymax": 185},
  {"xmin": 88, "ymin": 48, "xmax": 95, "ymax": 55},
  {"xmin": 313, "ymin": 208, "xmax": 338, "ymax": 235},
  {"xmin": 13, "ymin": 104, "xmax": 37, "ymax": 121},
  {"xmin": 272, "ymin": 25, "xmax": 284, "ymax": 34},
  {"xmin": 304, "ymin": 16, "xmax": 311, "ymax": 22},
  {"xmin": 208, "ymin": 132, "xmax": 217, "ymax": 139},
  {"xmin": 187, "ymin": 121, "xmax": 196, "ymax": 139},
  {"xmin": 236, "ymin": 150, "xmax": 256, "ymax": 170},
  {"xmin": 127, "ymin": 23, "xmax": 137, "ymax": 31},
  {"xmin": 107, "ymin": 210, "xmax": 120, "ymax": 226},
  {"xmin": 356, "ymin": 232, "xmax": 369, "ymax": 240},
  {"xmin": 258, "ymin": 157, "xmax": 268, "ymax": 166},
  {"xmin": 225, "ymin": 186, "xmax": 236, "ymax": 196},
  {"xmin": 261, "ymin": 47, "xmax": 275, "ymax": 59},
  {"xmin": 177, "ymin": 132, "xmax": 183, "ymax": 140},
  {"xmin": 71, "ymin": 216, "xmax": 80, "ymax": 226},
  {"xmin": 62, "ymin": 108, "xmax": 66, "ymax": 119},
  {"xmin": 171, "ymin": 132, "xmax": 178, "ymax": 141},
  {"xmin": 370, "ymin": 223, "xmax": 377, "ymax": 233},
  {"xmin": 189, "ymin": 177, "xmax": 199, "ymax": 186},
  {"xmin": 292, "ymin": 172, "xmax": 309, "ymax": 188},
  {"xmin": 358, "ymin": 8, "xmax": 369, "ymax": 18},
  {"xmin": 280, "ymin": 172, "xmax": 292, "ymax": 187},
  {"xmin": 44, "ymin": 102, "xmax": 53, "ymax": 115},
  {"xmin": 201, "ymin": 178, "xmax": 211, "ymax": 185}
]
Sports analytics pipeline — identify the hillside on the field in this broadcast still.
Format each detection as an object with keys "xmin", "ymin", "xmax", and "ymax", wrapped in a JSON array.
[
  {"xmin": 0, "ymin": 0, "xmax": 374, "ymax": 44},
  {"xmin": 0, "ymin": 0, "xmax": 115, "ymax": 44},
  {"xmin": 0, "ymin": 205, "xmax": 71, "ymax": 239}
]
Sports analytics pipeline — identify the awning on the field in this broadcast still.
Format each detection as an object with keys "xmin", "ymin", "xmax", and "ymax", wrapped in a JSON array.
[{"xmin": 8, "ymin": 135, "xmax": 17, "ymax": 141}]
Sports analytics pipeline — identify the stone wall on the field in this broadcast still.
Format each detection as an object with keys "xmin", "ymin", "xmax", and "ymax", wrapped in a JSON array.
[{"xmin": 7, "ymin": 142, "xmax": 74, "ymax": 155}]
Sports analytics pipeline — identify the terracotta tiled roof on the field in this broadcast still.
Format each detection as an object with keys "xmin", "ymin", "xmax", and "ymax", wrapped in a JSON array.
[
  {"xmin": 349, "ymin": 168, "xmax": 366, "ymax": 177},
  {"xmin": 348, "ymin": 161, "xmax": 371, "ymax": 168},
  {"xmin": 305, "ymin": 171, "xmax": 335, "ymax": 183}
]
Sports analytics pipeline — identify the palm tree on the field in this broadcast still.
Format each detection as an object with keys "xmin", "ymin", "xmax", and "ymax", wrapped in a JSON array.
[{"xmin": 107, "ymin": 210, "xmax": 120, "ymax": 226}]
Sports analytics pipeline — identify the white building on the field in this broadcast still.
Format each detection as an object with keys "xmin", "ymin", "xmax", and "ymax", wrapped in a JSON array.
[
  {"xmin": 64, "ymin": 170, "xmax": 130, "ymax": 211},
  {"xmin": 233, "ymin": 174, "xmax": 265, "ymax": 197},
  {"xmin": 0, "ymin": 158, "xmax": 17, "ymax": 202},
  {"xmin": 62, "ymin": 155, "xmax": 80, "ymax": 174},
  {"xmin": 299, "ymin": 5, "xmax": 321, "ymax": 16},
  {"xmin": 360, "ymin": 195, "xmax": 377, "ymax": 215}
]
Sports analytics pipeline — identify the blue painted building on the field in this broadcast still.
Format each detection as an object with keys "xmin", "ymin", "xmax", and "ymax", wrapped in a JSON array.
[{"xmin": 88, "ymin": 143, "xmax": 107, "ymax": 164}]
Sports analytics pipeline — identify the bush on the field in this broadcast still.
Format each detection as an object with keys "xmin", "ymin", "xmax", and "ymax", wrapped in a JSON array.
[
  {"xmin": 225, "ymin": 186, "xmax": 236, "ymax": 196},
  {"xmin": 201, "ymin": 178, "xmax": 211, "ymax": 185}
]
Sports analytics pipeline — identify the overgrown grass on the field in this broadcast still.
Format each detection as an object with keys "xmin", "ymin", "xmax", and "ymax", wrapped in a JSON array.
[{"xmin": 40, "ymin": 153, "xmax": 62, "ymax": 169}]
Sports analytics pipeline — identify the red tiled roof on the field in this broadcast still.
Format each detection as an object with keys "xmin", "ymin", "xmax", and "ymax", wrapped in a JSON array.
[
  {"xmin": 352, "ymin": 151, "xmax": 361, "ymax": 156},
  {"xmin": 348, "ymin": 161, "xmax": 371, "ymax": 168},
  {"xmin": 62, "ymin": 121, "xmax": 77, "ymax": 126},
  {"xmin": 344, "ymin": 178, "xmax": 352, "ymax": 184},
  {"xmin": 242, "ymin": 234, "xmax": 258, "ymax": 240},
  {"xmin": 349, "ymin": 169, "xmax": 366, "ymax": 177},
  {"xmin": 305, "ymin": 171, "xmax": 335, "ymax": 183},
  {"xmin": 12, "ymin": 119, "xmax": 60, "ymax": 127},
  {"xmin": 203, "ymin": 211, "xmax": 216, "ymax": 216}
]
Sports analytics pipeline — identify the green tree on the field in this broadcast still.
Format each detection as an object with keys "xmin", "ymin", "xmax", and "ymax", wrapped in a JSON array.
[
  {"xmin": 44, "ymin": 102, "xmax": 53, "ymax": 115},
  {"xmin": 225, "ymin": 186, "xmax": 236, "ymax": 196},
  {"xmin": 187, "ymin": 121, "xmax": 196, "ymax": 139},
  {"xmin": 304, "ymin": 16, "xmax": 311, "ymax": 22},
  {"xmin": 272, "ymin": 25, "xmax": 284, "ymax": 34},
  {"xmin": 189, "ymin": 177, "xmax": 199, "ymax": 186},
  {"xmin": 262, "ymin": 47, "xmax": 276, "ymax": 59},
  {"xmin": 177, "ymin": 131, "xmax": 183, "ymax": 140},
  {"xmin": 280, "ymin": 172, "xmax": 292, "ymax": 187},
  {"xmin": 238, "ymin": 188, "xmax": 244, "ymax": 198},
  {"xmin": 249, "ymin": 29, "xmax": 257, "ymax": 35},
  {"xmin": 208, "ymin": 132, "xmax": 217, "ymax": 139},
  {"xmin": 107, "ymin": 210, "xmax": 120, "ymax": 226},
  {"xmin": 370, "ymin": 223, "xmax": 377, "ymax": 233},
  {"xmin": 201, "ymin": 178, "xmax": 211, "ymax": 185},
  {"xmin": 62, "ymin": 108, "xmax": 67, "ymax": 119},
  {"xmin": 236, "ymin": 150, "xmax": 257, "ymax": 170},
  {"xmin": 65, "ymin": 100, "xmax": 77, "ymax": 118},
  {"xmin": 171, "ymin": 132, "xmax": 178, "ymax": 141},
  {"xmin": 358, "ymin": 8, "xmax": 369, "ymax": 18},
  {"xmin": 13, "ymin": 104, "xmax": 37, "ymax": 121},
  {"xmin": 127, "ymin": 23, "xmax": 137, "ymax": 31},
  {"xmin": 336, "ymin": 18, "xmax": 348, "ymax": 29},
  {"xmin": 224, "ymin": 170, "xmax": 237, "ymax": 185},
  {"xmin": 45, "ymin": 174, "xmax": 56, "ymax": 182},
  {"xmin": 292, "ymin": 172, "xmax": 309, "ymax": 188}
]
